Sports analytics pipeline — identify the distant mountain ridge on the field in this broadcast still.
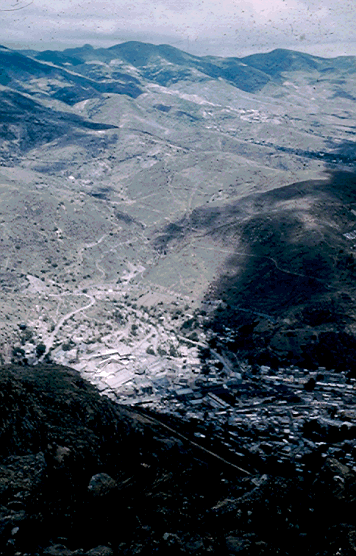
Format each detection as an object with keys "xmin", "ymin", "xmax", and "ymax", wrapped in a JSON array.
[
  {"xmin": 0, "ymin": 88, "xmax": 118, "ymax": 161},
  {"xmin": 0, "ymin": 45, "xmax": 143, "ymax": 104},
  {"xmin": 12, "ymin": 41, "xmax": 356, "ymax": 100},
  {"xmin": 242, "ymin": 48, "xmax": 356, "ymax": 75}
]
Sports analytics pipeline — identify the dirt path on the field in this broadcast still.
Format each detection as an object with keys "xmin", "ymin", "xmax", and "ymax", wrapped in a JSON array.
[
  {"xmin": 77, "ymin": 233, "xmax": 108, "ymax": 265},
  {"xmin": 45, "ymin": 293, "xmax": 96, "ymax": 353},
  {"xmin": 193, "ymin": 243, "xmax": 329, "ymax": 285}
]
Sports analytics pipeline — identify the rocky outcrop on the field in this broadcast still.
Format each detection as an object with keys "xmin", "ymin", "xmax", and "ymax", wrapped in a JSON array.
[{"xmin": 1, "ymin": 363, "xmax": 356, "ymax": 555}]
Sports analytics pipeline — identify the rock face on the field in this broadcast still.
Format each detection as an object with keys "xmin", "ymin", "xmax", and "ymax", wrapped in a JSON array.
[
  {"xmin": 86, "ymin": 547, "xmax": 114, "ymax": 556},
  {"xmin": 1, "ymin": 363, "xmax": 356, "ymax": 555},
  {"xmin": 88, "ymin": 473, "xmax": 117, "ymax": 498}
]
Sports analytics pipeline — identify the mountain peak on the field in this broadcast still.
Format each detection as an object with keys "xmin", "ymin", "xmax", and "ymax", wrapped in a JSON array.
[{"xmin": 241, "ymin": 48, "xmax": 322, "ymax": 76}]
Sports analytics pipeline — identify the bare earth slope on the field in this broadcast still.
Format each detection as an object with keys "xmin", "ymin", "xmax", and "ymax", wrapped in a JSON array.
[
  {"xmin": 1, "ymin": 43, "xmax": 356, "ymax": 381},
  {"xmin": 156, "ymin": 169, "xmax": 356, "ymax": 369}
]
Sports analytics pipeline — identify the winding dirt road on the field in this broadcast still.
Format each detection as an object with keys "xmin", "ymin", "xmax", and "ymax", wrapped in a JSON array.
[{"xmin": 45, "ymin": 292, "xmax": 96, "ymax": 354}]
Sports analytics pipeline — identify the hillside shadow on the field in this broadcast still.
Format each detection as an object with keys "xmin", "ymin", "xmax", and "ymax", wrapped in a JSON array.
[
  {"xmin": 155, "ymin": 163, "xmax": 356, "ymax": 370},
  {"xmin": 205, "ymin": 169, "xmax": 356, "ymax": 369}
]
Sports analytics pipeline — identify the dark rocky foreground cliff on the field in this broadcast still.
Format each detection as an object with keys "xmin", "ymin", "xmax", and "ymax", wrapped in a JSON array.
[{"xmin": 1, "ymin": 364, "xmax": 356, "ymax": 555}]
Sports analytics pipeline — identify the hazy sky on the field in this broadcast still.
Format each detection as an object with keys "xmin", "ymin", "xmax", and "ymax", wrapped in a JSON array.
[{"xmin": 1, "ymin": 0, "xmax": 355, "ymax": 57}]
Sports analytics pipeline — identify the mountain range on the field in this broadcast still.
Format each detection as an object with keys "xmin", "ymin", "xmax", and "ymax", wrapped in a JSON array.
[
  {"xmin": 2, "ymin": 40, "xmax": 356, "ymax": 556},
  {"xmin": 0, "ymin": 41, "xmax": 356, "ymax": 371}
]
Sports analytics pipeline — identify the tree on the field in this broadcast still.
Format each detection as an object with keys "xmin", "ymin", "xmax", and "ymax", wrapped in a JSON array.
[{"xmin": 36, "ymin": 343, "xmax": 46, "ymax": 358}]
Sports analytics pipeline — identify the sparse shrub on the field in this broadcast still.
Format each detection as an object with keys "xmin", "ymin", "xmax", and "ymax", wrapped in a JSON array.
[
  {"xmin": 36, "ymin": 343, "xmax": 46, "ymax": 357},
  {"xmin": 114, "ymin": 310, "xmax": 124, "ymax": 324},
  {"xmin": 20, "ymin": 328, "xmax": 34, "ymax": 344},
  {"xmin": 62, "ymin": 340, "xmax": 76, "ymax": 352},
  {"xmin": 169, "ymin": 345, "xmax": 178, "ymax": 357},
  {"xmin": 182, "ymin": 318, "xmax": 194, "ymax": 330},
  {"xmin": 11, "ymin": 346, "xmax": 27, "ymax": 366},
  {"xmin": 12, "ymin": 346, "xmax": 25, "ymax": 358},
  {"xmin": 157, "ymin": 345, "xmax": 167, "ymax": 356}
]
